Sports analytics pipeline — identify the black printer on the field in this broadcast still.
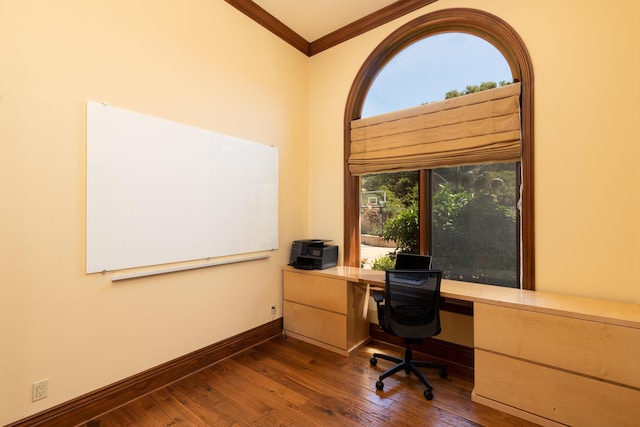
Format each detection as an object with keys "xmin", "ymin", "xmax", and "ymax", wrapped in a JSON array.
[{"xmin": 289, "ymin": 239, "xmax": 338, "ymax": 270}]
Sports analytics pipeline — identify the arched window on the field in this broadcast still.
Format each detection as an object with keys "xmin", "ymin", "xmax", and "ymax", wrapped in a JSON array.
[{"xmin": 343, "ymin": 8, "xmax": 535, "ymax": 289}]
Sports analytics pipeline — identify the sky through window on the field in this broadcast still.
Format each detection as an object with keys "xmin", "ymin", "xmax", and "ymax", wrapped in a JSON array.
[{"xmin": 362, "ymin": 33, "xmax": 512, "ymax": 118}]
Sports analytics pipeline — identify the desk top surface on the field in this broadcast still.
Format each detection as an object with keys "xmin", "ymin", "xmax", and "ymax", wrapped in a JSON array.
[{"xmin": 283, "ymin": 266, "xmax": 640, "ymax": 329}]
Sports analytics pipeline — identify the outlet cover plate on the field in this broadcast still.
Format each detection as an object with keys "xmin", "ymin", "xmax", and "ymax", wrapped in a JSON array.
[{"xmin": 32, "ymin": 379, "xmax": 48, "ymax": 401}]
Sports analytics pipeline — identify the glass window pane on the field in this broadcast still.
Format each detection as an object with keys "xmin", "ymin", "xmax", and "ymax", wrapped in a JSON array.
[
  {"xmin": 431, "ymin": 163, "xmax": 518, "ymax": 287},
  {"xmin": 360, "ymin": 171, "xmax": 419, "ymax": 269}
]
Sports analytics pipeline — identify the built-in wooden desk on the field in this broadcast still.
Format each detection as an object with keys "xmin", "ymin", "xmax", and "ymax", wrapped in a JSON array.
[{"xmin": 283, "ymin": 266, "xmax": 640, "ymax": 427}]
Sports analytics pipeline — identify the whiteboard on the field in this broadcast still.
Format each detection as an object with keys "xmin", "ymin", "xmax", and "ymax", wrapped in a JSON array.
[{"xmin": 86, "ymin": 101, "xmax": 278, "ymax": 273}]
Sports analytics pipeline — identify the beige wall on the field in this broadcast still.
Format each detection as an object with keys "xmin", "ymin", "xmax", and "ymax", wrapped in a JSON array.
[
  {"xmin": 309, "ymin": 0, "xmax": 639, "ymax": 348},
  {"xmin": 309, "ymin": 0, "xmax": 640, "ymax": 304},
  {"xmin": 0, "ymin": 0, "xmax": 308, "ymax": 423},
  {"xmin": 2, "ymin": 0, "xmax": 640, "ymax": 424}
]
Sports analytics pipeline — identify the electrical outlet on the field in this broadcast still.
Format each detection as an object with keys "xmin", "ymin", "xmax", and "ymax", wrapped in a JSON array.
[
  {"xmin": 270, "ymin": 304, "xmax": 276, "ymax": 316},
  {"xmin": 32, "ymin": 379, "xmax": 48, "ymax": 401}
]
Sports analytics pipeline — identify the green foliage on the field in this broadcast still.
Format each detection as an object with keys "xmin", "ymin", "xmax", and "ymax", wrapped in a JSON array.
[
  {"xmin": 445, "ymin": 80, "xmax": 511, "ymax": 99},
  {"xmin": 371, "ymin": 253, "xmax": 396, "ymax": 271},
  {"xmin": 364, "ymin": 163, "xmax": 518, "ymax": 287},
  {"xmin": 361, "ymin": 171, "xmax": 419, "ymax": 237},
  {"xmin": 361, "ymin": 171, "xmax": 418, "ymax": 209},
  {"xmin": 382, "ymin": 201, "xmax": 419, "ymax": 253},
  {"xmin": 432, "ymin": 185, "xmax": 472, "ymax": 231},
  {"xmin": 433, "ymin": 164, "xmax": 516, "ymax": 219},
  {"xmin": 433, "ymin": 192, "xmax": 516, "ymax": 287}
]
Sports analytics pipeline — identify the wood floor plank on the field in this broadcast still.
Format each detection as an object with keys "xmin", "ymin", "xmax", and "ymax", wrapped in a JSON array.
[
  {"xmin": 226, "ymin": 352, "xmax": 368, "ymax": 425},
  {"xmin": 236, "ymin": 343, "xmax": 383, "ymax": 425},
  {"xmin": 90, "ymin": 335, "xmax": 539, "ymax": 426},
  {"xmin": 206, "ymin": 361, "xmax": 324, "ymax": 426},
  {"xmin": 163, "ymin": 379, "xmax": 234, "ymax": 426},
  {"xmin": 264, "ymin": 339, "xmax": 467, "ymax": 426}
]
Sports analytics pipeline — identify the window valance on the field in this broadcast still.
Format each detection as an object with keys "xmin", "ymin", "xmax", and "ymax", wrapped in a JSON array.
[{"xmin": 348, "ymin": 82, "xmax": 521, "ymax": 176}]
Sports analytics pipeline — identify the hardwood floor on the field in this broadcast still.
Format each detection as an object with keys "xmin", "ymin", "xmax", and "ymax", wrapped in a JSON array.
[{"xmin": 88, "ymin": 335, "xmax": 538, "ymax": 426}]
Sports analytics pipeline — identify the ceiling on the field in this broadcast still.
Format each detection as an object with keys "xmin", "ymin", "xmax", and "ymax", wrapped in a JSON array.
[
  {"xmin": 225, "ymin": 0, "xmax": 440, "ymax": 56},
  {"xmin": 251, "ymin": 0, "xmax": 399, "ymax": 42}
]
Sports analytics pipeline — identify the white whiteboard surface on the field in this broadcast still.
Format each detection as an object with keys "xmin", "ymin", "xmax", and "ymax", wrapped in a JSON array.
[{"xmin": 86, "ymin": 101, "xmax": 278, "ymax": 273}]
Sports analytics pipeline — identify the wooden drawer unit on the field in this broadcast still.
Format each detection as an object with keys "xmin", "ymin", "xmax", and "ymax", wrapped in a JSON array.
[
  {"xmin": 284, "ymin": 271, "xmax": 347, "ymax": 313},
  {"xmin": 283, "ymin": 300, "xmax": 347, "ymax": 349},
  {"xmin": 473, "ymin": 303, "xmax": 640, "ymax": 426},
  {"xmin": 475, "ymin": 303, "xmax": 640, "ymax": 388},
  {"xmin": 283, "ymin": 270, "xmax": 369, "ymax": 356},
  {"xmin": 475, "ymin": 349, "xmax": 640, "ymax": 426}
]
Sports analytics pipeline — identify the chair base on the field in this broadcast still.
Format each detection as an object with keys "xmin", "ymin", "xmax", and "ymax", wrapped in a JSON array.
[{"xmin": 370, "ymin": 344, "xmax": 447, "ymax": 400}]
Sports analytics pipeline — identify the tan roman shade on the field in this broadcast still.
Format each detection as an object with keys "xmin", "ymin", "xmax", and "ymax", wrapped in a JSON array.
[{"xmin": 348, "ymin": 82, "xmax": 521, "ymax": 176}]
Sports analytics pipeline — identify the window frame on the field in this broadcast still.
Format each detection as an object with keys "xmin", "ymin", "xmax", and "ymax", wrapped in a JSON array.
[{"xmin": 343, "ymin": 8, "xmax": 535, "ymax": 289}]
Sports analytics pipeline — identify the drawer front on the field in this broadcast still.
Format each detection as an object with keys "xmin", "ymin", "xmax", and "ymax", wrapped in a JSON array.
[
  {"xmin": 283, "ymin": 301, "xmax": 347, "ymax": 349},
  {"xmin": 475, "ymin": 349, "xmax": 640, "ymax": 427},
  {"xmin": 283, "ymin": 271, "xmax": 347, "ymax": 314},
  {"xmin": 475, "ymin": 303, "xmax": 640, "ymax": 388}
]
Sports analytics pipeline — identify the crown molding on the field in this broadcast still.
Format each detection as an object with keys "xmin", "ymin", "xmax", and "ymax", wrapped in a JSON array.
[
  {"xmin": 310, "ymin": 0, "xmax": 439, "ymax": 55},
  {"xmin": 224, "ymin": 0, "xmax": 310, "ymax": 55},
  {"xmin": 225, "ymin": 0, "xmax": 439, "ymax": 57}
]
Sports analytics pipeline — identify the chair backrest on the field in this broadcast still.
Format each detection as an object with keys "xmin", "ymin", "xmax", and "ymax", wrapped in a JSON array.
[
  {"xmin": 382, "ymin": 269, "xmax": 443, "ymax": 340},
  {"xmin": 394, "ymin": 253, "xmax": 432, "ymax": 270}
]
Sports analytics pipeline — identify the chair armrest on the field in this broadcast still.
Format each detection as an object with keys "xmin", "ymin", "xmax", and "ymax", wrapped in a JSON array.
[{"xmin": 372, "ymin": 290, "xmax": 384, "ymax": 304}]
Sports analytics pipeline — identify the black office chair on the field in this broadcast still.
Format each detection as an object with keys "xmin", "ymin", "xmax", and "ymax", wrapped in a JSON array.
[{"xmin": 370, "ymin": 269, "xmax": 447, "ymax": 400}]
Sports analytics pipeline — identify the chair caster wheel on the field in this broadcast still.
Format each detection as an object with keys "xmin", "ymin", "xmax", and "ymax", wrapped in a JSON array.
[
  {"xmin": 439, "ymin": 368, "xmax": 448, "ymax": 379},
  {"xmin": 375, "ymin": 380, "xmax": 384, "ymax": 391},
  {"xmin": 370, "ymin": 357, "xmax": 377, "ymax": 366},
  {"xmin": 424, "ymin": 390, "xmax": 433, "ymax": 400}
]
